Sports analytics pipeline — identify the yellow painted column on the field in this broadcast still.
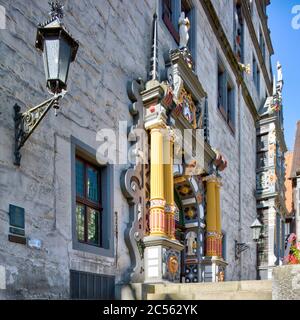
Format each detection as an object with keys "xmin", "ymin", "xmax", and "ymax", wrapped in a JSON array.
[
  {"xmin": 149, "ymin": 127, "xmax": 166, "ymax": 236},
  {"xmin": 204, "ymin": 175, "xmax": 218, "ymax": 256},
  {"xmin": 215, "ymin": 179, "xmax": 222, "ymax": 257},
  {"xmin": 164, "ymin": 129, "xmax": 176, "ymax": 239}
]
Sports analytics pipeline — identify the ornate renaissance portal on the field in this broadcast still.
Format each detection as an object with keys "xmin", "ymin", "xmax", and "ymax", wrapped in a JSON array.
[{"xmin": 121, "ymin": 13, "xmax": 228, "ymax": 284}]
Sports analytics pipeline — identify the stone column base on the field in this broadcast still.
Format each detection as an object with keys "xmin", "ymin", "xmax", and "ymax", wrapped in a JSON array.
[
  {"xmin": 143, "ymin": 236, "xmax": 184, "ymax": 283},
  {"xmin": 200, "ymin": 256, "xmax": 228, "ymax": 282}
]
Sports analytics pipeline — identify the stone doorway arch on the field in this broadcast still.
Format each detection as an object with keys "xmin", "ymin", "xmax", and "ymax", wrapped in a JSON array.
[{"xmin": 173, "ymin": 164, "xmax": 206, "ymax": 282}]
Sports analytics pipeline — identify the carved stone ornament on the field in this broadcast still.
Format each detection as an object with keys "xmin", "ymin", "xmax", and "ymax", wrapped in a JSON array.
[
  {"xmin": 163, "ymin": 249, "xmax": 181, "ymax": 282},
  {"xmin": 170, "ymin": 87, "xmax": 197, "ymax": 129},
  {"xmin": 120, "ymin": 79, "xmax": 148, "ymax": 283}
]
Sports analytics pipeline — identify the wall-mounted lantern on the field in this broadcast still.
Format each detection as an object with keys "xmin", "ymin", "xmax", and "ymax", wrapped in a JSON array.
[
  {"xmin": 250, "ymin": 218, "xmax": 263, "ymax": 242},
  {"xmin": 235, "ymin": 217, "xmax": 263, "ymax": 260},
  {"xmin": 14, "ymin": 1, "xmax": 79, "ymax": 166}
]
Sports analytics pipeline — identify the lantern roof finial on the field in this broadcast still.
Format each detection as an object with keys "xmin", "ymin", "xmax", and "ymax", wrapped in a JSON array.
[{"xmin": 48, "ymin": 1, "xmax": 64, "ymax": 21}]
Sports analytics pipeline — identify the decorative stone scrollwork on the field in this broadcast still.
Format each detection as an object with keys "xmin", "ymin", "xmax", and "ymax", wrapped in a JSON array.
[{"xmin": 120, "ymin": 79, "xmax": 148, "ymax": 283}]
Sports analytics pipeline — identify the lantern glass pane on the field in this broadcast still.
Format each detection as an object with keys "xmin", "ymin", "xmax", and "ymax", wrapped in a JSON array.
[
  {"xmin": 44, "ymin": 37, "xmax": 60, "ymax": 80},
  {"xmin": 253, "ymin": 227, "xmax": 259, "ymax": 241},
  {"xmin": 42, "ymin": 47, "xmax": 49, "ymax": 81},
  {"xmin": 58, "ymin": 37, "xmax": 72, "ymax": 84}
]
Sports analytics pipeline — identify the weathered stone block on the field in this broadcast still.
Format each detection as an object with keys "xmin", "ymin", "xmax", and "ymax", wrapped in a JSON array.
[{"xmin": 273, "ymin": 265, "xmax": 300, "ymax": 300}]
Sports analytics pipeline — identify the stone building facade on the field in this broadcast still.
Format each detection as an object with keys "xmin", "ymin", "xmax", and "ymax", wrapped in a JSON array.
[
  {"xmin": 289, "ymin": 121, "xmax": 300, "ymax": 242},
  {"xmin": 0, "ymin": 0, "xmax": 284, "ymax": 299},
  {"xmin": 255, "ymin": 62, "xmax": 288, "ymax": 280}
]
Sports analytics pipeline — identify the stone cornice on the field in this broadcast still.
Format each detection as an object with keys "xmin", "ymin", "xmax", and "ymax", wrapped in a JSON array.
[
  {"xmin": 199, "ymin": 0, "xmax": 259, "ymax": 121},
  {"xmin": 141, "ymin": 83, "xmax": 165, "ymax": 108},
  {"xmin": 167, "ymin": 50, "xmax": 207, "ymax": 101},
  {"xmin": 241, "ymin": 1, "xmax": 272, "ymax": 95},
  {"xmin": 255, "ymin": 0, "xmax": 274, "ymax": 56},
  {"xmin": 143, "ymin": 236, "xmax": 184, "ymax": 251},
  {"xmin": 175, "ymin": 115, "xmax": 216, "ymax": 174}
]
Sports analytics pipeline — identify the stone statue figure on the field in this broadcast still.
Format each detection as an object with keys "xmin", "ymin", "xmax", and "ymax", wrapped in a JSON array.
[
  {"xmin": 179, "ymin": 12, "xmax": 190, "ymax": 49},
  {"xmin": 276, "ymin": 61, "xmax": 283, "ymax": 94},
  {"xmin": 186, "ymin": 231, "xmax": 197, "ymax": 256}
]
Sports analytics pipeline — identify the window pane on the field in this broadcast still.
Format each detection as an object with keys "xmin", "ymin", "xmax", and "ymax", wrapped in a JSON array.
[
  {"xmin": 218, "ymin": 68, "xmax": 225, "ymax": 110},
  {"xmin": 76, "ymin": 203, "xmax": 85, "ymax": 242},
  {"xmin": 87, "ymin": 166, "xmax": 99, "ymax": 203},
  {"xmin": 227, "ymin": 85, "xmax": 235, "ymax": 126},
  {"xmin": 9, "ymin": 205, "xmax": 25, "ymax": 229},
  {"xmin": 87, "ymin": 207, "xmax": 100, "ymax": 246},
  {"xmin": 76, "ymin": 159, "xmax": 84, "ymax": 197}
]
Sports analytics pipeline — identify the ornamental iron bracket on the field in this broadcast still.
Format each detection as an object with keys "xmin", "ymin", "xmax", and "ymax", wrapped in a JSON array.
[
  {"xmin": 235, "ymin": 240, "xmax": 250, "ymax": 260},
  {"xmin": 14, "ymin": 91, "xmax": 66, "ymax": 166}
]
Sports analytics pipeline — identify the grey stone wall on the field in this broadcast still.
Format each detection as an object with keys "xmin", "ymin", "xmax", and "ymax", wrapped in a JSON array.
[
  {"xmin": 0, "ymin": 0, "xmax": 156, "ymax": 298},
  {"xmin": 273, "ymin": 265, "xmax": 300, "ymax": 300},
  {"xmin": 0, "ymin": 0, "xmax": 274, "ymax": 298}
]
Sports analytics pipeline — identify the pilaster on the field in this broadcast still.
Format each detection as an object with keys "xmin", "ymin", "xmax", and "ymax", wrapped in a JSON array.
[
  {"xmin": 215, "ymin": 179, "xmax": 222, "ymax": 257},
  {"xmin": 143, "ymin": 84, "xmax": 184, "ymax": 283},
  {"xmin": 149, "ymin": 126, "xmax": 166, "ymax": 236},
  {"xmin": 204, "ymin": 175, "xmax": 218, "ymax": 257},
  {"xmin": 164, "ymin": 128, "xmax": 176, "ymax": 240}
]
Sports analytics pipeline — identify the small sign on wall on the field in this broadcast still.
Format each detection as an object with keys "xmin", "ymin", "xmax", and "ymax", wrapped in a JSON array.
[
  {"xmin": 28, "ymin": 238, "xmax": 42, "ymax": 250},
  {"xmin": 9, "ymin": 204, "xmax": 25, "ymax": 236},
  {"xmin": 8, "ymin": 205, "xmax": 26, "ymax": 245}
]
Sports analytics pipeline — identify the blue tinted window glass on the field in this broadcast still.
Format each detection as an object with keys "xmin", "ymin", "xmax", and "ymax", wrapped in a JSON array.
[
  {"xmin": 76, "ymin": 160, "xmax": 84, "ymax": 197},
  {"xmin": 87, "ymin": 167, "xmax": 99, "ymax": 203}
]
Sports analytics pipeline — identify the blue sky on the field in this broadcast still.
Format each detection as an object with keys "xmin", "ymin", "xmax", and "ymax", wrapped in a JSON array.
[{"xmin": 268, "ymin": 0, "xmax": 300, "ymax": 151}]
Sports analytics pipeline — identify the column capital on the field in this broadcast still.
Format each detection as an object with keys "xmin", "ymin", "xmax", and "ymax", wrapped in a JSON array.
[
  {"xmin": 203, "ymin": 174, "xmax": 218, "ymax": 183},
  {"xmin": 203, "ymin": 174, "xmax": 222, "ymax": 186},
  {"xmin": 144, "ymin": 104, "xmax": 167, "ymax": 131},
  {"xmin": 149, "ymin": 126, "xmax": 166, "ymax": 133},
  {"xmin": 150, "ymin": 199, "xmax": 166, "ymax": 209},
  {"xmin": 165, "ymin": 204, "xmax": 176, "ymax": 214}
]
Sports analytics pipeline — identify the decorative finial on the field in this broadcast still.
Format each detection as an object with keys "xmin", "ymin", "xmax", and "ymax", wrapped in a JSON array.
[
  {"xmin": 238, "ymin": 62, "xmax": 251, "ymax": 75},
  {"xmin": 149, "ymin": 13, "xmax": 158, "ymax": 81},
  {"xmin": 48, "ymin": 1, "xmax": 64, "ymax": 20}
]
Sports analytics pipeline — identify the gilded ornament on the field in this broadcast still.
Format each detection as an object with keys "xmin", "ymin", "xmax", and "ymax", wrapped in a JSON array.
[{"xmin": 168, "ymin": 255, "xmax": 179, "ymax": 275}]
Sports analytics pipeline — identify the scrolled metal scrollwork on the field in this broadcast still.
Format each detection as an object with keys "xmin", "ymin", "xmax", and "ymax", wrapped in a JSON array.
[{"xmin": 14, "ymin": 92, "xmax": 65, "ymax": 166}]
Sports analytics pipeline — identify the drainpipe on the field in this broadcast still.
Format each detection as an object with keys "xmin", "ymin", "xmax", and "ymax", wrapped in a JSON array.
[{"xmin": 238, "ymin": 84, "xmax": 242, "ymax": 281}]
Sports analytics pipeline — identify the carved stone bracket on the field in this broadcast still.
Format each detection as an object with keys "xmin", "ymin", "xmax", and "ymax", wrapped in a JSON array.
[{"xmin": 120, "ymin": 79, "xmax": 148, "ymax": 283}]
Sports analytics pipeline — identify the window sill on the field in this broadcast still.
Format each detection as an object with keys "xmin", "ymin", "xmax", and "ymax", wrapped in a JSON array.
[{"xmin": 73, "ymin": 241, "xmax": 114, "ymax": 258}]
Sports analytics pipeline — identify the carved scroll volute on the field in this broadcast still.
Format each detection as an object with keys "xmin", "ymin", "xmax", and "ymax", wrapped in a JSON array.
[{"xmin": 120, "ymin": 79, "xmax": 148, "ymax": 283}]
